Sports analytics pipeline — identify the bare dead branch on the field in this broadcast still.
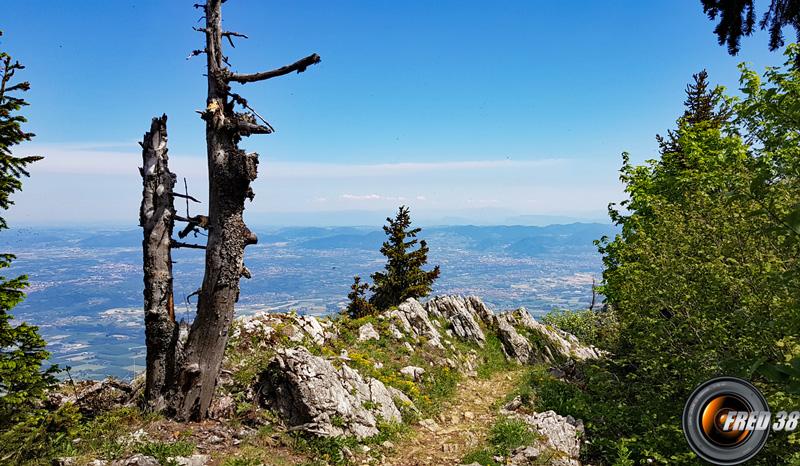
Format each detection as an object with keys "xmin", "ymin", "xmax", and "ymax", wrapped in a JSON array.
[
  {"xmin": 185, "ymin": 289, "xmax": 201, "ymax": 304},
  {"xmin": 232, "ymin": 118, "xmax": 273, "ymax": 135},
  {"xmin": 187, "ymin": 49, "xmax": 207, "ymax": 60},
  {"xmin": 173, "ymin": 192, "xmax": 201, "ymax": 203},
  {"xmin": 171, "ymin": 240, "xmax": 207, "ymax": 250},
  {"xmin": 175, "ymin": 214, "xmax": 209, "ymax": 239},
  {"xmin": 229, "ymin": 92, "xmax": 275, "ymax": 133},
  {"xmin": 226, "ymin": 53, "xmax": 321, "ymax": 84},
  {"xmin": 222, "ymin": 31, "xmax": 248, "ymax": 48}
]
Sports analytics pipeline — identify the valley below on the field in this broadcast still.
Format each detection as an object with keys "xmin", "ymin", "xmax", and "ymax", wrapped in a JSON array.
[{"xmin": 0, "ymin": 222, "xmax": 613, "ymax": 380}]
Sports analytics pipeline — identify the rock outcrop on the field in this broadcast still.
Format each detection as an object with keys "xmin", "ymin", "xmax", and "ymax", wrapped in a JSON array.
[
  {"xmin": 507, "ymin": 410, "xmax": 584, "ymax": 466},
  {"xmin": 497, "ymin": 307, "xmax": 602, "ymax": 362},
  {"xmin": 357, "ymin": 322, "xmax": 380, "ymax": 341},
  {"xmin": 49, "ymin": 378, "xmax": 133, "ymax": 416},
  {"xmin": 425, "ymin": 295, "xmax": 487, "ymax": 346},
  {"xmin": 388, "ymin": 298, "xmax": 443, "ymax": 348},
  {"xmin": 258, "ymin": 346, "xmax": 403, "ymax": 438},
  {"xmin": 494, "ymin": 315, "xmax": 536, "ymax": 364}
]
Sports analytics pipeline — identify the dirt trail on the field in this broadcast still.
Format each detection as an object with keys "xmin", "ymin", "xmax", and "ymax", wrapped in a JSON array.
[{"xmin": 384, "ymin": 369, "xmax": 526, "ymax": 466}]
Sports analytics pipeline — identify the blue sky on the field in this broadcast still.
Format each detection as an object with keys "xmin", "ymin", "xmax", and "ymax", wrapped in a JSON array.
[{"xmin": 2, "ymin": 1, "xmax": 786, "ymax": 226}]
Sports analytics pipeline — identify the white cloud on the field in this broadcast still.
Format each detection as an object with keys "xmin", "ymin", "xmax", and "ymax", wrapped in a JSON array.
[
  {"xmin": 340, "ymin": 194, "xmax": 411, "ymax": 202},
  {"xmin": 7, "ymin": 141, "xmax": 622, "ymax": 225},
  {"xmin": 17, "ymin": 142, "xmax": 567, "ymax": 179}
]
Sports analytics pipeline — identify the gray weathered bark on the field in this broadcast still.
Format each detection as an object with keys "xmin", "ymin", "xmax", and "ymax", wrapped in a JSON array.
[
  {"xmin": 139, "ymin": 115, "xmax": 178, "ymax": 411},
  {"xmin": 168, "ymin": 0, "xmax": 320, "ymax": 420}
]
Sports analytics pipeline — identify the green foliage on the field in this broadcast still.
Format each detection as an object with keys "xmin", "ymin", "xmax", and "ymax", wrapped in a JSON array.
[
  {"xmin": 0, "ymin": 403, "xmax": 81, "ymax": 465},
  {"xmin": 541, "ymin": 309, "xmax": 618, "ymax": 349},
  {"xmin": 700, "ymin": 0, "xmax": 800, "ymax": 58},
  {"xmin": 461, "ymin": 417, "xmax": 539, "ymax": 466},
  {"xmin": 475, "ymin": 332, "xmax": 517, "ymax": 379},
  {"xmin": 565, "ymin": 49, "xmax": 800, "ymax": 464},
  {"xmin": 221, "ymin": 458, "xmax": 264, "ymax": 466},
  {"xmin": 136, "ymin": 440, "xmax": 195, "ymax": 465},
  {"xmin": 0, "ymin": 30, "xmax": 60, "ymax": 460},
  {"xmin": 370, "ymin": 206, "xmax": 440, "ymax": 310},
  {"xmin": 345, "ymin": 275, "xmax": 377, "ymax": 318}
]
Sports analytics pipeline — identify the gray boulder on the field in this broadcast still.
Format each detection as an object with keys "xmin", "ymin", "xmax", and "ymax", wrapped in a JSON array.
[
  {"xmin": 425, "ymin": 295, "xmax": 486, "ymax": 346},
  {"xmin": 507, "ymin": 410, "xmax": 584, "ymax": 466},
  {"xmin": 258, "ymin": 347, "xmax": 401, "ymax": 439},
  {"xmin": 388, "ymin": 298, "xmax": 443, "ymax": 348},
  {"xmin": 495, "ymin": 316, "xmax": 534, "ymax": 364},
  {"xmin": 357, "ymin": 322, "xmax": 380, "ymax": 341},
  {"xmin": 170, "ymin": 456, "xmax": 210, "ymax": 466},
  {"xmin": 110, "ymin": 455, "xmax": 159, "ymax": 466},
  {"xmin": 498, "ymin": 308, "xmax": 602, "ymax": 362}
]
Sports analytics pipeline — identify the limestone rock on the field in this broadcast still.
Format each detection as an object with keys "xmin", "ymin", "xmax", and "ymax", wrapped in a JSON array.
[
  {"xmin": 399, "ymin": 365, "xmax": 425, "ymax": 381},
  {"xmin": 170, "ymin": 454, "xmax": 211, "ymax": 466},
  {"xmin": 465, "ymin": 295, "xmax": 495, "ymax": 325},
  {"xmin": 110, "ymin": 455, "xmax": 159, "ymax": 466},
  {"xmin": 50, "ymin": 378, "xmax": 133, "ymax": 416},
  {"xmin": 498, "ymin": 307, "xmax": 602, "ymax": 362},
  {"xmin": 293, "ymin": 315, "xmax": 326, "ymax": 346},
  {"xmin": 208, "ymin": 393, "xmax": 235, "ymax": 420},
  {"xmin": 495, "ymin": 316, "xmax": 534, "ymax": 364},
  {"xmin": 507, "ymin": 410, "xmax": 584, "ymax": 466},
  {"xmin": 258, "ymin": 346, "xmax": 401, "ymax": 439},
  {"xmin": 357, "ymin": 322, "xmax": 380, "ymax": 341},
  {"xmin": 233, "ymin": 312, "xmax": 328, "ymax": 347},
  {"xmin": 388, "ymin": 323, "xmax": 404, "ymax": 339},
  {"xmin": 388, "ymin": 298, "xmax": 443, "ymax": 348},
  {"xmin": 425, "ymin": 295, "xmax": 486, "ymax": 346}
]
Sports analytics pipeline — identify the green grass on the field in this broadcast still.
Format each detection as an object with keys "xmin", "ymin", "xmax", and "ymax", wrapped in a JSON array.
[
  {"xmin": 461, "ymin": 417, "xmax": 539, "ymax": 465},
  {"xmin": 221, "ymin": 458, "xmax": 264, "ymax": 466},
  {"xmin": 136, "ymin": 440, "xmax": 195, "ymax": 465},
  {"xmin": 476, "ymin": 332, "xmax": 518, "ymax": 379}
]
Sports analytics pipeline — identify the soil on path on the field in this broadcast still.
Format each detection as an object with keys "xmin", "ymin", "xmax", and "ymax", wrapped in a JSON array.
[{"xmin": 384, "ymin": 369, "xmax": 526, "ymax": 466}]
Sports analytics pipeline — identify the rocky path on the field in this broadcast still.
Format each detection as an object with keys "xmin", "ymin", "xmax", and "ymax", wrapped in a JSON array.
[{"xmin": 384, "ymin": 369, "xmax": 526, "ymax": 466}]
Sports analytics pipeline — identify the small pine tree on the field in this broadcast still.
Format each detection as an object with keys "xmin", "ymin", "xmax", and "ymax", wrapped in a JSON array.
[
  {"xmin": 370, "ymin": 206, "xmax": 440, "ymax": 310},
  {"xmin": 345, "ymin": 275, "xmax": 376, "ymax": 318},
  {"xmin": 655, "ymin": 70, "xmax": 730, "ymax": 164},
  {"xmin": 0, "ymin": 31, "xmax": 54, "ymax": 429}
]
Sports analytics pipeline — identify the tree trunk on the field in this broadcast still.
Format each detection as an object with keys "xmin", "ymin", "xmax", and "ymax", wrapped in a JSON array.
[
  {"xmin": 151, "ymin": 0, "xmax": 319, "ymax": 420},
  {"xmin": 139, "ymin": 115, "xmax": 178, "ymax": 412},
  {"xmin": 170, "ymin": 0, "xmax": 257, "ymax": 420}
]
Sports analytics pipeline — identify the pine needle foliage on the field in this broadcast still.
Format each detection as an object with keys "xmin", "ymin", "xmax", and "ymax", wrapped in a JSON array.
[
  {"xmin": 345, "ymin": 276, "xmax": 376, "ymax": 318},
  {"xmin": 0, "ymin": 30, "xmax": 55, "ymax": 430},
  {"xmin": 370, "ymin": 206, "xmax": 440, "ymax": 310}
]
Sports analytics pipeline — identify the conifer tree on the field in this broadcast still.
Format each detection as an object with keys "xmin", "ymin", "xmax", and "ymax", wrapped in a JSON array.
[
  {"xmin": 701, "ymin": 0, "xmax": 800, "ymax": 63},
  {"xmin": 345, "ymin": 275, "xmax": 376, "ymax": 318},
  {"xmin": 655, "ymin": 70, "xmax": 730, "ymax": 170},
  {"xmin": 0, "ymin": 30, "xmax": 55, "ymax": 428},
  {"xmin": 370, "ymin": 206, "xmax": 440, "ymax": 310}
]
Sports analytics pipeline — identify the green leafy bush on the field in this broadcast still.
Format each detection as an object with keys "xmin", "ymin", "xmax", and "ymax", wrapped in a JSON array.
[
  {"xmin": 541, "ymin": 309, "xmax": 618, "ymax": 349},
  {"xmin": 553, "ymin": 48, "xmax": 800, "ymax": 464}
]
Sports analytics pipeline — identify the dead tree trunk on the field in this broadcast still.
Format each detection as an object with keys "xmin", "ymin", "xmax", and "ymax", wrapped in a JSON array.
[
  {"xmin": 169, "ymin": 0, "xmax": 320, "ymax": 420},
  {"xmin": 139, "ymin": 115, "xmax": 178, "ymax": 411}
]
